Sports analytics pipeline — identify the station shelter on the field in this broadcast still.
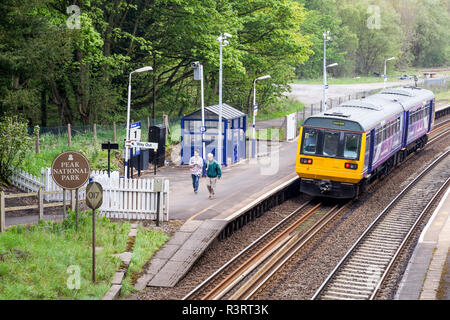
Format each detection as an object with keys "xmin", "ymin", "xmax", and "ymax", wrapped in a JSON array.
[{"xmin": 181, "ymin": 104, "xmax": 247, "ymax": 166}]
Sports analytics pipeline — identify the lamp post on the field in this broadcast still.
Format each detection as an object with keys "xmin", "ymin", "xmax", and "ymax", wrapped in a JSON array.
[
  {"xmin": 323, "ymin": 62, "xmax": 338, "ymax": 111},
  {"xmin": 322, "ymin": 31, "xmax": 332, "ymax": 111},
  {"xmin": 217, "ymin": 32, "xmax": 232, "ymax": 165},
  {"xmin": 384, "ymin": 57, "xmax": 395, "ymax": 89},
  {"xmin": 191, "ymin": 61, "xmax": 206, "ymax": 166},
  {"xmin": 124, "ymin": 66, "xmax": 153, "ymax": 179},
  {"xmin": 252, "ymin": 75, "xmax": 271, "ymax": 158}
]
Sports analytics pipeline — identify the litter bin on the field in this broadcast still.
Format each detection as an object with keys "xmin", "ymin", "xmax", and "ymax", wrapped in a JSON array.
[
  {"xmin": 148, "ymin": 124, "xmax": 166, "ymax": 167},
  {"xmin": 132, "ymin": 149, "xmax": 149, "ymax": 171}
]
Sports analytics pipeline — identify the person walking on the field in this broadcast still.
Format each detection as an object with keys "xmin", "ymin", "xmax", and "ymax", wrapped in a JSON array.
[
  {"xmin": 205, "ymin": 153, "xmax": 221, "ymax": 199},
  {"xmin": 189, "ymin": 150, "xmax": 203, "ymax": 194}
]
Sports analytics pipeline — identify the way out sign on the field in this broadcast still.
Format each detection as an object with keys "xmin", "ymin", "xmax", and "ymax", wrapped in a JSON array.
[
  {"xmin": 86, "ymin": 182, "xmax": 103, "ymax": 210},
  {"xmin": 51, "ymin": 151, "xmax": 90, "ymax": 190}
]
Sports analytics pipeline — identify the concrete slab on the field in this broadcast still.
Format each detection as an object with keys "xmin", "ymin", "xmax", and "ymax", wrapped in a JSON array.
[
  {"xmin": 179, "ymin": 220, "xmax": 203, "ymax": 232},
  {"xmin": 153, "ymin": 244, "xmax": 179, "ymax": 260},
  {"xmin": 165, "ymin": 232, "xmax": 192, "ymax": 246},
  {"xmin": 128, "ymin": 228, "xmax": 138, "ymax": 237},
  {"xmin": 102, "ymin": 285, "xmax": 122, "ymax": 300},
  {"xmin": 112, "ymin": 272, "xmax": 125, "ymax": 285},
  {"xmin": 134, "ymin": 273, "xmax": 154, "ymax": 291},
  {"xmin": 396, "ymin": 186, "xmax": 450, "ymax": 300},
  {"xmin": 145, "ymin": 257, "xmax": 168, "ymax": 275},
  {"xmin": 140, "ymin": 138, "xmax": 298, "ymax": 221},
  {"xmin": 113, "ymin": 251, "xmax": 133, "ymax": 266}
]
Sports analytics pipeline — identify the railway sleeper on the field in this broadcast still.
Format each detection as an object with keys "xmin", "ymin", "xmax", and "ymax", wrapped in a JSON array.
[{"xmin": 218, "ymin": 180, "xmax": 300, "ymax": 239}]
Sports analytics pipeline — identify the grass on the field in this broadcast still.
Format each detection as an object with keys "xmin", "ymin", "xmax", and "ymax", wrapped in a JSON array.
[
  {"xmin": 22, "ymin": 120, "xmax": 183, "ymax": 176},
  {"xmin": 120, "ymin": 225, "xmax": 169, "ymax": 296},
  {"xmin": 435, "ymin": 90, "xmax": 450, "ymax": 101},
  {"xmin": 292, "ymin": 69, "xmax": 450, "ymax": 86},
  {"xmin": 0, "ymin": 210, "xmax": 130, "ymax": 299},
  {"xmin": 0, "ymin": 211, "xmax": 169, "ymax": 299},
  {"xmin": 22, "ymin": 127, "xmax": 126, "ymax": 176},
  {"xmin": 250, "ymin": 98, "xmax": 304, "ymax": 122}
]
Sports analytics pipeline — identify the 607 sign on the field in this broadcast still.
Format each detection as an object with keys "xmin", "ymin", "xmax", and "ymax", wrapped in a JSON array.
[{"xmin": 86, "ymin": 182, "xmax": 103, "ymax": 210}]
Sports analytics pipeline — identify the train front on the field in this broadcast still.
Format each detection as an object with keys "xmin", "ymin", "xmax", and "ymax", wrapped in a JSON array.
[{"xmin": 296, "ymin": 116, "xmax": 366, "ymax": 199}]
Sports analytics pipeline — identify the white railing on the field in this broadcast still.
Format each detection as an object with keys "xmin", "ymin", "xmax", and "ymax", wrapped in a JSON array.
[
  {"xmin": 10, "ymin": 168, "xmax": 118, "ymax": 201},
  {"xmin": 93, "ymin": 176, "xmax": 169, "ymax": 221},
  {"xmin": 10, "ymin": 169, "xmax": 43, "ymax": 193},
  {"xmin": 285, "ymin": 113, "xmax": 297, "ymax": 141}
]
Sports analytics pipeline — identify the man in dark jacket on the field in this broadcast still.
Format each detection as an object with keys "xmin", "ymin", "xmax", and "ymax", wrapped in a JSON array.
[{"xmin": 205, "ymin": 153, "xmax": 221, "ymax": 199}]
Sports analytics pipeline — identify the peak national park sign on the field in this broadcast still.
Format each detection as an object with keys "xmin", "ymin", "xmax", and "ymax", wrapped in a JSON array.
[{"xmin": 51, "ymin": 151, "xmax": 91, "ymax": 190}]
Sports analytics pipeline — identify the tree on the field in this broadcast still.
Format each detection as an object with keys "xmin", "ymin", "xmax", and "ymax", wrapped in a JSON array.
[{"xmin": 0, "ymin": 116, "xmax": 32, "ymax": 184}]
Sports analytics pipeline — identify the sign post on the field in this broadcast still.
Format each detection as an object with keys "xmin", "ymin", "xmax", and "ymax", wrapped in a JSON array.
[
  {"xmin": 86, "ymin": 182, "xmax": 103, "ymax": 283},
  {"xmin": 51, "ymin": 151, "xmax": 90, "ymax": 230},
  {"xmin": 101, "ymin": 141, "xmax": 119, "ymax": 177}
]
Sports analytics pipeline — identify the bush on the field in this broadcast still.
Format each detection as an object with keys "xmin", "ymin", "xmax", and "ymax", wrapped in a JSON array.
[{"xmin": 0, "ymin": 116, "xmax": 32, "ymax": 184}]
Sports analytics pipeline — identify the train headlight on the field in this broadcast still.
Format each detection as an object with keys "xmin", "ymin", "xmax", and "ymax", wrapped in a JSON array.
[
  {"xmin": 345, "ymin": 163, "xmax": 358, "ymax": 170},
  {"xmin": 300, "ymin": 158, "xmax": 313, "ymax": 164}
]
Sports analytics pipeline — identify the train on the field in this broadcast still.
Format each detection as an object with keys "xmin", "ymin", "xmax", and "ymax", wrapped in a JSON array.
[{"xmin": 296, "ymin": 86, "xmax": 435, "ymax": 199}]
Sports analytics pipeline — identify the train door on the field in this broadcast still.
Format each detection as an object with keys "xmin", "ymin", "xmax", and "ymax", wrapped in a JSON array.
[
  {"xmin": 428, "ymin": 100, "xmax": 434, "ymax": 132},
  {"xmin": 368, "ymin": 129, "xmax": 375, "ymax": 174},
  {"xmin": 402, "ymin": 111, "xmax": 409, "ymax": 147}
]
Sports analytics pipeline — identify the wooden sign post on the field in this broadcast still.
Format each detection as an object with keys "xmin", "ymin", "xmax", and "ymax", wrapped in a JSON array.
[
  {"xmin": 86, "ymin": 181, "xmax": 103, "ymax": 283},
  {"xmin": 51, "ymin": 151, "xmax": 90, "ymax": 230},
  {"xmin": 101, "ymin": 141, "xmax": 119, "ymax": 177}
]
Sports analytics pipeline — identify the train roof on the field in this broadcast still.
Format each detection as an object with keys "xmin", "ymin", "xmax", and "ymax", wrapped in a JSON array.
[{"xmin": 303, "ymin": 87, "xmax": 435, "ymax": 132}]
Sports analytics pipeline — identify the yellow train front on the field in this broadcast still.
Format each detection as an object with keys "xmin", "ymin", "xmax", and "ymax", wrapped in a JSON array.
[
  {"xmin": 296, "ymin": 118, "xmax": 366, "ymax": 199},
  {"xmin": 296, "ymin": 87, "xmax": 435, "ymax": 199}
]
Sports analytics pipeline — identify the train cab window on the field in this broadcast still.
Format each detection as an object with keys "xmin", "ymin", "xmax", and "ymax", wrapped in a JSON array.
[
  {"xmin": 323, "ymin": 132, "xmax": 339, "ymax": 157},
  {"xmin": 344, "ymin": 134, "xmax": 360, "ymax": 159},
  {"xmin": 302, "ymin": 129, "xmax": 318, "ymax": 154}
]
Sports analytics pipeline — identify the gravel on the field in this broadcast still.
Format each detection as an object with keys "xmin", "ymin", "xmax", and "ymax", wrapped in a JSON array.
[
  {"xmin": 126, "ymin": 130, "xmax": 449, "ymax": 301},
  {"xmin": 253, "ymin": 135, "xmax": 450, "ymax": 300},
  {"xmin": 124, "ymin": 194, "xmax": 310, "ymax": 300}
]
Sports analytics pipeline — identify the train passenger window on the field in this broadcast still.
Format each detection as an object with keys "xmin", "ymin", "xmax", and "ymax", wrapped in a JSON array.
[
  {"xmin": 323, "ymin": 132, "xmax": 339, "ymax": 157},
  {"xmin": 344, "ymin": 134, "xmax": 360, "ymax": 159},
  {"xmin": 302, "ymin": 129, "xmax": 318, "ymax": 154}
]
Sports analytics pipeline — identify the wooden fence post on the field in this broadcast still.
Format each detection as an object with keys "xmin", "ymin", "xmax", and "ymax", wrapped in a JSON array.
[
  {"xmin": 68, "ymin": 124, "xmax": 72, "ymax": 147},
  {"xmin": 35, "ymin": 125, "xmax": 40, "ymax": 154},
  {"xmin": 71, "ymin": 190, "xmax": 76, "ymax": 211},
  {"xmin": 113, "ymin": 122, "xmax": 117, "ymax": 143},
  {"xmin": 38, "ymin": 188, "xmax": 44, "ymax": 223},
  {"xmin": 0, "ymin": 191, "xmax": 5, "ymax": 232},
  {"xmin": 93, "ymin": 123, "xmax": 97, "ymax": 145}
]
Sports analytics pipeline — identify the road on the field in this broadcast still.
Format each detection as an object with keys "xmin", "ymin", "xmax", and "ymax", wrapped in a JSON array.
[{"xmin": 287, "ymin": 80, "xmax": 416, "ymax": 105}]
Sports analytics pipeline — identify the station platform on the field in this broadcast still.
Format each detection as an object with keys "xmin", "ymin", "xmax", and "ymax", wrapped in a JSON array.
[
  {"xmin": 396, "ymin": 184, "xmax": 450, "ymax": 300},
  {"xmin": 134, "ymin": 138, "xmax": 299, "ymax": 288}
]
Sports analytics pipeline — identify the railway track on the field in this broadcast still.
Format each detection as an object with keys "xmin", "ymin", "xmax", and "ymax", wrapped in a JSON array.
[
  {"xmin": 429, "ymin": 119, "xmax": 450, "ymax": 144},
  {"xmin": 312, "ymin": 149, "xmax": 450, "ymax": 300},
  {"xmin": 183, "ymin": 200, "xmax": 348, "ymax": 300},
  {"xmin": 182, "ymin": 111, "xmax": 449, "ymax": 301}
]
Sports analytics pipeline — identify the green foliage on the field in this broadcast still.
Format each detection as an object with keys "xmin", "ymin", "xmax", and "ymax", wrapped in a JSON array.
[
  {"xmin": 0, "ymin": 0, "xmax": 449, "ymax": 127},
  {"xmin": 0, "ymin": 116, "xmax": 32, "ymax": 183},
  {"xmin": 120, "ymin": 225, "xmax": 169, "ymax": 296},
  {"xmin": 0, "ymin": 0, "xmax": 312, "ymax": 126},
  {"xmin": 21, "ymin": 125, "xmax": 125, "ymax": 176}
]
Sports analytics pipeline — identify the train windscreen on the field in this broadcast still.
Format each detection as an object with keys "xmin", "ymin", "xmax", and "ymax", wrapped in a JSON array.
[{"xmin": 301, "ymin": 128, "xmax": 361, "ymax": 160}]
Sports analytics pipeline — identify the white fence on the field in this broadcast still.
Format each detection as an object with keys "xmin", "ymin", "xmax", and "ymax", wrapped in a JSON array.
[
  {"xmin": 10, "ymin": 168, "xmax": 169, "ymax": 221},
  {"xmin": 285, "ymin": 113, "xmax": 297, "ymax": 141},
  {"xmin": 10, "ymin": 168, "xmax": 118, "ymax": 201},
  {"xmin": 93, "ymin": 176, "xmax": 169, "ymax": 221}
]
